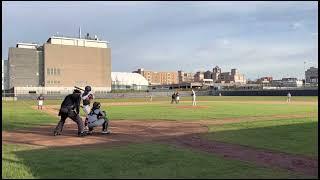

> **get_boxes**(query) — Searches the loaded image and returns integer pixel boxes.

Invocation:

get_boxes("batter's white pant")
[83,105,91,117]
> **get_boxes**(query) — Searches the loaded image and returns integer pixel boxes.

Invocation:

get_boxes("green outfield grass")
[2,96,317,130]
[105,101,317,120]
[11,95,318,105]
[2,96,318,179]
[2,143,313,179]
[204,118,318,157]
[2,101,57,131]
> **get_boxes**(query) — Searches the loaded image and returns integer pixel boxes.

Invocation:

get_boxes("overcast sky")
[2,1,318,80]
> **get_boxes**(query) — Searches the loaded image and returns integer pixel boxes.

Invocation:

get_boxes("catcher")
[86,102,111,135]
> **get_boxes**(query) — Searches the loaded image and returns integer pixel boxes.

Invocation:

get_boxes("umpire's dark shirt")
[60,93,81,114]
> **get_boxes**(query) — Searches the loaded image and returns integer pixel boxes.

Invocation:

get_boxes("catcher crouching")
[86,102,111,135]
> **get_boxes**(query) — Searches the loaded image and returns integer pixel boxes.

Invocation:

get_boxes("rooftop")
[46,36,110,48]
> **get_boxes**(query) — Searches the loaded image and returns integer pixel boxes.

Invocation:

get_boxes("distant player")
[176,91,180,104]
[192,89,196,106]
[87,102,111,135]
[171,93,176,104]
[81,86,94,131]
[287,92,291,102]
[37,94,44,110]
[219,93,222,96]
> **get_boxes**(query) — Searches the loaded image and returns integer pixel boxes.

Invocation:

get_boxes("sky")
[2,1,318,80]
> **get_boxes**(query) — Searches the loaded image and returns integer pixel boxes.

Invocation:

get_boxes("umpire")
[53,89,86,137]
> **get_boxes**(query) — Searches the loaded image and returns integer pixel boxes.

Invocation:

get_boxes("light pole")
[304,61,306,86]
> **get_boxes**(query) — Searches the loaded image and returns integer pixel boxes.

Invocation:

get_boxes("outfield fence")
[2,90,212,100]
[213,88,318,96]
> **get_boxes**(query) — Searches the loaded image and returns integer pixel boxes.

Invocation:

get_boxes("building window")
[53,68,56,75]
[47,68,50,75]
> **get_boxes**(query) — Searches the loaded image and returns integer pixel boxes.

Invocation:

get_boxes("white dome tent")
[111,72,149,91]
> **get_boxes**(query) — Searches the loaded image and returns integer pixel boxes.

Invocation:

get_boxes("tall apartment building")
[134,68,178,85]
[178,66,246,84]
[212,66,221,82]
[230,69,246,84]
[305,67,318,84]
[204,70,212,79]
[219,72,232,83]
[194,71,205,82]
[178,70,195,83]
[8,33,111,95]
[211,66,246,84]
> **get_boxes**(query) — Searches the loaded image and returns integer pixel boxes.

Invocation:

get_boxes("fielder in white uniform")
[37,94,44,110]
[192,89,196,106]
[287,92,291,103]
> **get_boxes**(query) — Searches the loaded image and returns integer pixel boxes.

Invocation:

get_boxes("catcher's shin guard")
[102,120,109,131]
[84,117,88,127]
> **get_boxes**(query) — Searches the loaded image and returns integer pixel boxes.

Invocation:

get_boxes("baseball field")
[2,96,318,179]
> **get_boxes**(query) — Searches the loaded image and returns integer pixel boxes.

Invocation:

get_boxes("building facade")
[178,70,194,83]
[134,68,178,85]
[305,67,318,84]
[271,78,303,87]
[218,72,231,83]
[204,70,212,79]
[7,34,112,95]
[44,37,111,89]
[178,66,246,85]
[194,71,205,82]
[230,69,246,84]
[2,60,9,90]
[257,77,273,84]
[213,68,246,84]
[8,43,43,89]
[212,66,221,82]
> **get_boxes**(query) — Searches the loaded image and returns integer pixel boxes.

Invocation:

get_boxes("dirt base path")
[2,105,318,177]
[166,135,318,177]
[2,120,207,147]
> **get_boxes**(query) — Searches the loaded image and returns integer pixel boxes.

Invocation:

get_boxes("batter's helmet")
[85,86,91,92]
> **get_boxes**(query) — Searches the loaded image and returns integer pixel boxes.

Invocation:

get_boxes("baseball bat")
[74,86,85,91]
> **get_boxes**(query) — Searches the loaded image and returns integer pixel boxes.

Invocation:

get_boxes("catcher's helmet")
[85,86,91,92]
[92,102,101,109]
